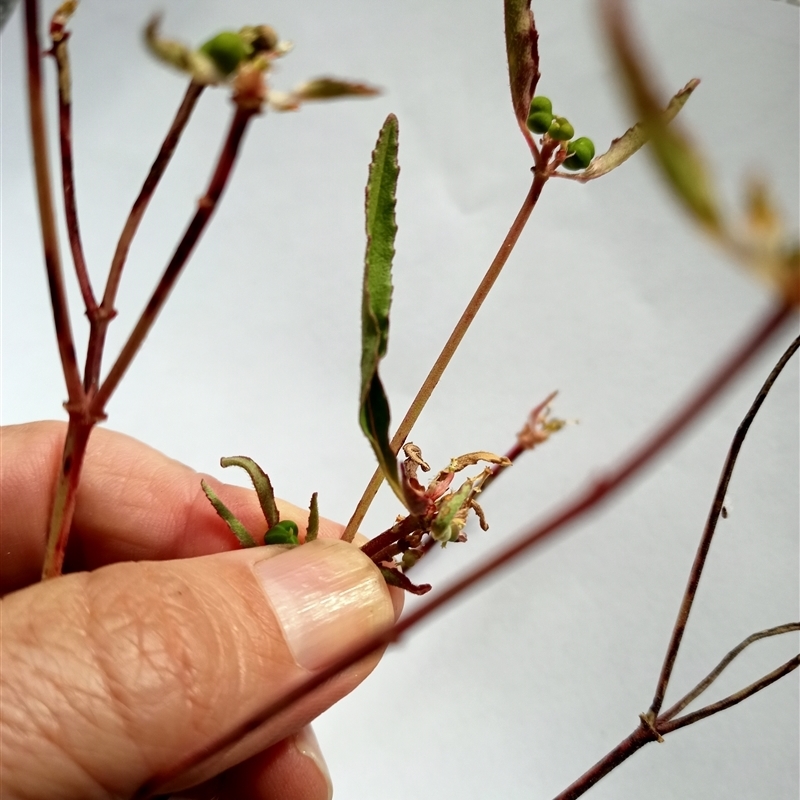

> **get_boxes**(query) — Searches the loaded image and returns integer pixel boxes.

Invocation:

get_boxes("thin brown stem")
[136,303,794,797]
[647,334,800,718]
[83,81,205,394]
[660,653,800,735]
[50,27,97,319]
[661,622,800,722]
[343,165,552,542]
[41,416,92,579]
[90,104,256,414]
[24,0,83,403]
[551,725,655,800]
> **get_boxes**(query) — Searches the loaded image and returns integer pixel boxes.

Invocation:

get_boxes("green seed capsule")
[563,136,596,170]
[548,117,575,141]
[199,31,251,76]
[528,96,553,115]
[264,520,300,545]
[527,110,554,134]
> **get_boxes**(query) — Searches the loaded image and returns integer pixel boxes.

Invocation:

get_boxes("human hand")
[1,422,398,799]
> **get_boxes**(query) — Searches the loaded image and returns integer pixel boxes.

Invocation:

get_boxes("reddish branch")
[136,303,795,796]
[24,0,82,404]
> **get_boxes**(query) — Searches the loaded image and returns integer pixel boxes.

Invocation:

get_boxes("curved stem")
[647,334,800,718]
[343,167,550,541]
[24,0,82,403]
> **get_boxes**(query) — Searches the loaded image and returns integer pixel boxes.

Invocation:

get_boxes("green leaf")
[306,492,319,543]
[504,0,540,128]
[359,114,405,505]
[599,1,720,230]
[264,520,299,545]
[579,80,698,180]
[200,479,257,547]
[220,456,279,529]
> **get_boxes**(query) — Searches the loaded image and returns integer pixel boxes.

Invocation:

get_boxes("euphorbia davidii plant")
[1,0,797,797]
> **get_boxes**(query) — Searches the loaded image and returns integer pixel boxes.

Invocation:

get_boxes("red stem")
[90,104,257,414]
[24,0,83,404]
[136,302,794,796]
[83,81,205,394]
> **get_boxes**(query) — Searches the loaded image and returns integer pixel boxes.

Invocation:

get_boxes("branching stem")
[90,104,257,415]
[343,157,554,541]
[647,334,800,718]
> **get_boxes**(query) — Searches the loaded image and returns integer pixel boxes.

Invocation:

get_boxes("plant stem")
[83,81,205,394]
[41,415,92,578]
[90,104,256,414]
[660,653,800,735]
[661,622,800,723]
[343,166,551,541]
[136,303,794,796]
[50,26,97,319]
[24,0,82,404]
[647,334,800,718]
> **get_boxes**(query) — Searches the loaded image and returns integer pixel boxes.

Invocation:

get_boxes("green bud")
[527,110,554,134]
[528,96,553,115]
[548,117,575,141]
[264,519,300,545]
[563,136,596,170]
[199,31,252,76]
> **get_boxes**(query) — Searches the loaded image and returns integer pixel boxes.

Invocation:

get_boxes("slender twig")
[647,334,800,718]
[553,625,799,800]
[49,23,97,318]
[661,621,800,722]
[136,303,794,797]
[343,154,556,542]
[660,653,800,735]
[90,104,257,414]
[24,0,83,403]
[83,81,205,394]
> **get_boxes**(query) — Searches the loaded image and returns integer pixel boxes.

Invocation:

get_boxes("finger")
[200,726,332,800]
[1,422,344,592]
[0,539,393,798]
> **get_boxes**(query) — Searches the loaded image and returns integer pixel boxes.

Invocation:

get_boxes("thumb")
[1,539,395,798]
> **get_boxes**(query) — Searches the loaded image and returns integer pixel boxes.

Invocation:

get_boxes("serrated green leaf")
[220,456,279,529]
[600,0,720,230]
[504,0,540,128]
[200,479,257,547]
[579,79,699,181]
[359,114,406,505]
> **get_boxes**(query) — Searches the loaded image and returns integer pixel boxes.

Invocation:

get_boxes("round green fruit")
[563,136,596,170]
[548,117,575,141]
[527,110,554,134]
[528,96,553,115]
[264,520,300,545]
[199,31,251,76]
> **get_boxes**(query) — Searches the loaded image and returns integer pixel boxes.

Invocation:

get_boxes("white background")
[1,1,798,798]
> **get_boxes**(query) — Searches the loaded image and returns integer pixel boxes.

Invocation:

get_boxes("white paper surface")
[1,1,798,798]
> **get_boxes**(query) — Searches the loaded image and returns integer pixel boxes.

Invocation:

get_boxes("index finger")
[0,421,345,594]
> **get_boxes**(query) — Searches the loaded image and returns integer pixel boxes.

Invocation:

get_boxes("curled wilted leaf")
[578,79,699,181]
[219,456,279,529]
[306,492,319,543]
[144,15,222,84]
[293,77,380,101]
